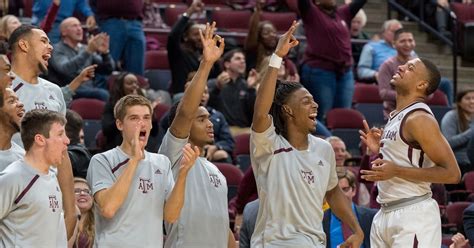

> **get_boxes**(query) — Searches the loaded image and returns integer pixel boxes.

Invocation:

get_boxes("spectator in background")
[167,0,220,94]
[208,49,258,129]
[350,9,370,66]
[245,0,278,71]
[48,17,112,101]
[0,15,21,41]
[32,0,96,44]
[357,19,402,83]
[101,72,159,152]
[299,0,367,122]
[66,110,91,179]
[441,89,474,175]
[378,29,454,120]
[323,168,377,248]
[73,177,95,248]
[239,199,260,248]
[10,25,66,115]
[326,136,349,167]
[90,0,145,76]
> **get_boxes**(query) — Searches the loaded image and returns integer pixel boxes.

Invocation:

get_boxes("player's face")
[28,29,53,75]
[189,106,214,147]
[117,105,152,148]
[0,88,25,132]
[74,181,93,213]
[0,55,15,89]
[459,91,474,115]
[338,178,356,202]
[123,74,139,95]
[44,122,70,166]
[390,58,423,91]
[330,140,347,167]
[285,88,318,134]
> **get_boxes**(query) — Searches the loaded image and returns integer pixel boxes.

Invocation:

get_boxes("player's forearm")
[326,186,363,235]
[394,165,460,184]
[97,160,140,218]
[252,64,279,132]
[56,152,77,239]
[164,171,188,223]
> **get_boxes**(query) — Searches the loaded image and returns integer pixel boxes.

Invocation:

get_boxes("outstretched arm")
[169,22,225,139]
[325,186,364,248]
[252,21,299,133]
[361,111,461,184]
[244,1,262,53]
[57,151,77,239]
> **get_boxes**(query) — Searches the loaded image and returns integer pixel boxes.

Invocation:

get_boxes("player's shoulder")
[90,148,120,168]
[38,77,61,91]
[146,152,172,168]
[310,135,332,150]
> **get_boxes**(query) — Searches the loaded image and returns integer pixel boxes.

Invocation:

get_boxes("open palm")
[200,22,225,63]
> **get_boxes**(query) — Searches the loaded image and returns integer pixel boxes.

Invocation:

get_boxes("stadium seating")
[352,83,385,127]
[214,162,244,202]
[145,50,172,91]
[70,99,105,149]
[326,108,365,156]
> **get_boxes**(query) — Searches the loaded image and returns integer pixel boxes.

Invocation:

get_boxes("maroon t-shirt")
[95,0,144,20]
[302,4,353,73]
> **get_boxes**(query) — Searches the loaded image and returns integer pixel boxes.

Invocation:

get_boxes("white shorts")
[370,198,441,248]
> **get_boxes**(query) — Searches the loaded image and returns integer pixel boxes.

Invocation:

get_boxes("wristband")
[269,53,283,69]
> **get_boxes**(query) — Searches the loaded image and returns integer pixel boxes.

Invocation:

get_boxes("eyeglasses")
[74,188,91,195]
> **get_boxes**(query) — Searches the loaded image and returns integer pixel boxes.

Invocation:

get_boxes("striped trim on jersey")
[13,82,24,92]
[14,174,40,204]
[112,158,130,173]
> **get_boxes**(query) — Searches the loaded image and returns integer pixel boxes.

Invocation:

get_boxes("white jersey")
[87,147,174,248]
[159,130,229,248]
[0,160,67,248]
[377,102,435,204]
[250,121,338,247]
[12,74,66,115]
[0,142,25,171]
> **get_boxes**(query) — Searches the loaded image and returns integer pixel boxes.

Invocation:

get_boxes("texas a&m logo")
[209,173,222,188]
[138,178,154,194]
[49,195,60,212]
[300,170,315,185]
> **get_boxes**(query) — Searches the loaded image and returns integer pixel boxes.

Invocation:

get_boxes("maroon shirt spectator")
[91,0,143,20]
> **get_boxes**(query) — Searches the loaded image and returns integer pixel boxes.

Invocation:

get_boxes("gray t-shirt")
[250,121,338,248]
[12,74,66,115]
[0,142,25,171]
[159,130,229,248]
[87,147,174,248]
[0,160,67,248]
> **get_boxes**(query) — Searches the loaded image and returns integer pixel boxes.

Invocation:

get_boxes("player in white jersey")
[250,21,363,248]
[0,88,25,171]
[87,94,199,247]
[159,22,236,248]
[9,25,66,115]
[360,58,461,247]
[0,109,74,247]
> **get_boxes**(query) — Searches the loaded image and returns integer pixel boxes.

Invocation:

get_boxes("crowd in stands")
[0,0,474,247]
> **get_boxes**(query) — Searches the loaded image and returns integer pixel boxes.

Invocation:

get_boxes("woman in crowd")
[0,15,21,40]
[74,178,94,248]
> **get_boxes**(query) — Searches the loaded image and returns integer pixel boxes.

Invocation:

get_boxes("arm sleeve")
[76,0,94,17]
[441,111,472,149]
[61,86,75,107]
[377,61,397,102]
[250,119,278,174]
[50,48,92,79]
[87,154,115,196]
[158,130,188,171]
[40,2,59,33]
[94,53,115,75]
[164,159,175,200]
[0,173,17,219]
[357,44,376,80]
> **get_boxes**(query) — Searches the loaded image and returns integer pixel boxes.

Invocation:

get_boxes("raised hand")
[186,0,205,16]
[199,22,225,63]
[130,122,145,163]
[359,120,382,155]
[247,68,259,88]
[96,33,110,54]
[275,21,299,58]
[179,144,200,174]
[86,15,97,30]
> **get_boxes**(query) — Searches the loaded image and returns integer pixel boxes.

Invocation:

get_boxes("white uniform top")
[377,102,435,204]
[87,147,174,248]
[0,160,67,248]
[12,74,66,116]
[159,130,229,248]
[0,142,25,171]
[250,121,338,247]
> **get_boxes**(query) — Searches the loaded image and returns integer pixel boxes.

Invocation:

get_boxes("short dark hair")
[8,24,37,53]
[269,80,304,138]
[21,109,66,152]
[66,110,83,145]
[221,48,244,69]
[419,58,441,96]
[394,28,412,41]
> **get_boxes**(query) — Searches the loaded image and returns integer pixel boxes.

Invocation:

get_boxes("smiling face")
[44,122,70,166]
[390,58,426,95]
[189,106,214,148]
[0,88,25,133]
[116,104,152,148]
[329,139,347,167]
[458,91,474,116]
[123,74,139,96]
[394,32,415,58]
[74,181,93,213]
[284,88,318,134]
[224,52,246,75]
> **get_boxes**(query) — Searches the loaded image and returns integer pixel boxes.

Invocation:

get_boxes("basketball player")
[360,58,461,247]
[250,21,363,247]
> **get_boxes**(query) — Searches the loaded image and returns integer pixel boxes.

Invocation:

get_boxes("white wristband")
[269,53,283,69]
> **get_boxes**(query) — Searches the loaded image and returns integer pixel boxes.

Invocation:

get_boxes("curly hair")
[269,80,303,138]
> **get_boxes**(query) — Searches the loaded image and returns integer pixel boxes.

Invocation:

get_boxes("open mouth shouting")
[309,113,318,124]
[139,131,147,141]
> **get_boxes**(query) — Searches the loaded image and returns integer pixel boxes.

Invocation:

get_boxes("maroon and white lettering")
[300,170,315,185]
[138,178,154,194]
[49,195,60,212]
[209,174,222,188]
